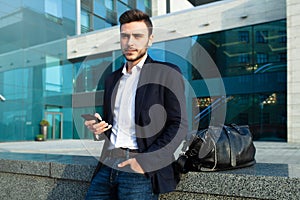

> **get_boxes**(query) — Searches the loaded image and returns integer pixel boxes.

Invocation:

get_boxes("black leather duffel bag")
[176,124,256,173]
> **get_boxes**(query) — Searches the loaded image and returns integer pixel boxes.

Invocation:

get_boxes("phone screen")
[81,114,101,123]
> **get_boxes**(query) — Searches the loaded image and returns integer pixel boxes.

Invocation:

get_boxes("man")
[84,9,187,200]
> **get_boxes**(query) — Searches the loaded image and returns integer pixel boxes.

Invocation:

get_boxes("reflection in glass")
[159,20,287,141]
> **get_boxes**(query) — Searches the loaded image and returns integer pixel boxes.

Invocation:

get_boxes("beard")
[123,49,147,62]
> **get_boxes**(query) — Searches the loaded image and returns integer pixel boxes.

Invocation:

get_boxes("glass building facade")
[192,20,287,141]
[0,0,287,142]
[80,0,151,33]
[0,0,151,141]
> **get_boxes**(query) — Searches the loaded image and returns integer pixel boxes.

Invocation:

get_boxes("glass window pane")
[256,31,268,43]
[45,0,62,18]
[44,56,62,93]
[4,68,29,99]
[254,21,287,74]
[94,0,106,18]
[94,15,111,30]
[136,0,146,11]
[81,9,90,32]
[117,1,130,20]
[62,0,76,21]
[74,53,113,93]
[239,31,249,43]
[105,0,114,10]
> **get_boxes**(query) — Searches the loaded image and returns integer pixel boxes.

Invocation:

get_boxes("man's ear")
[148,34,154,47]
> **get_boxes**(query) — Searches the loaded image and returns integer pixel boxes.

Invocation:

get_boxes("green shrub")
[40,119,49,126]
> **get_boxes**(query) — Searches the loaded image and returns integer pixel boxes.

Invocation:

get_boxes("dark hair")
[119,9,153,35]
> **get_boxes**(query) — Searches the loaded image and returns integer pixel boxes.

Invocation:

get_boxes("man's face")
[120,21,153,64]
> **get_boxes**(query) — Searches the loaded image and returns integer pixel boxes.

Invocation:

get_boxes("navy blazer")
[94,56,188,194]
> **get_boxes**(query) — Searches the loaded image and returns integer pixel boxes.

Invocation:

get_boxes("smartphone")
[81,114,102,141]
[81,114,101,123]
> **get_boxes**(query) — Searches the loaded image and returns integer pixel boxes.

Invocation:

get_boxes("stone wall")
[1,153,299,200]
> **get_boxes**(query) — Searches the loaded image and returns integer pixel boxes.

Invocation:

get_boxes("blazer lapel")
[135,56,153,123]
[106,67,123,124]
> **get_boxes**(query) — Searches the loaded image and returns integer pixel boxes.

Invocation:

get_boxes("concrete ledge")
[162,163,300,200]
[0,152,97,200]
[0,152,299,200]
[0,152,97,182]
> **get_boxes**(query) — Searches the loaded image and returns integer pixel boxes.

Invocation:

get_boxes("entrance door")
[45,112,63,139]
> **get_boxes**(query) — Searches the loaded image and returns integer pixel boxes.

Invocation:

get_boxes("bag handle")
[223,124,237,167]
[229,123,241,132]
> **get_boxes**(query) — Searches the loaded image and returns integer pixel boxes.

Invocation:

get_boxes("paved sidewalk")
[254,141,300,164]
[0,140,299,164]
[0,139,104,158]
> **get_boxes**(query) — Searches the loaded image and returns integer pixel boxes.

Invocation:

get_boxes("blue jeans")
[85,158,158,200]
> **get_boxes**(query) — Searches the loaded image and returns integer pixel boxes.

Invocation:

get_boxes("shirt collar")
[122,52,148,75]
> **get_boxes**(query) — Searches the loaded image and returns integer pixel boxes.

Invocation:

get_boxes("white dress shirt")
[110,53,147,149]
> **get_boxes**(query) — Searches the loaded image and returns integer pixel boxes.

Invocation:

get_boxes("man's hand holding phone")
[82,113,112,140]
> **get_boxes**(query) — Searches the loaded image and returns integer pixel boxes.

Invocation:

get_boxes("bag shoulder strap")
[181,130,198,152]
